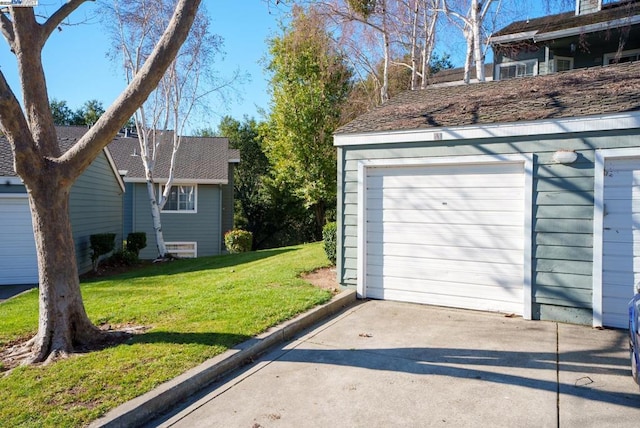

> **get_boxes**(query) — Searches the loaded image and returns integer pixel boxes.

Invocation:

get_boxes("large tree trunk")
[24,180,104,363]
[0,0,202,365]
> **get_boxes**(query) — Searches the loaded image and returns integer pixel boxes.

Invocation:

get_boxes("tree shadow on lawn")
[131,331,251,348]
[82,247,298,283]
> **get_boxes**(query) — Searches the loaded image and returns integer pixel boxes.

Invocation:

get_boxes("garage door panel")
[367,172,523,190]
[367,255,522,276]
[367,230,523,250]
[367,208,522,226]
[376,187,524,200]
[366,264,522,287]
[366,222,524,239]
[367,163,524,177]
[366,287,524,315]
[602,254,640,272]
[603,270,635,287]
[602,241,640,256]
[371,196,523,212]
[367,276,522,298]
[601,157,640,328]
[602,186,640,200]
[367,242,523,265]
[0,197,38,285]
[364,162,525,315]
[599,213,640,229]
[602,198,640,213]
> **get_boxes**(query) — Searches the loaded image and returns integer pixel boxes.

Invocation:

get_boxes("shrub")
[224,229,253,253]
[108,249,139,267]
[126,232,147,257]
[90,233,116,272]
[322,222,337,265]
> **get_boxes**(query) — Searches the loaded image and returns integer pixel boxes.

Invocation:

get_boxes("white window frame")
[604,48,640,65]
[553,56,574,73]
[496,59,538,80]
[165,241,197,258]
[160,184,198,213]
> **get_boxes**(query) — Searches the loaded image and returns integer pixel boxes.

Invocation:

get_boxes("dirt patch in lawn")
[302,267,340,294]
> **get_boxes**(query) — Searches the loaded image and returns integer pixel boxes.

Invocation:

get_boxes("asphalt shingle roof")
[1,127,238,183]
[0,126,89,177]
[335,61,640,135]
[107,134,236,182]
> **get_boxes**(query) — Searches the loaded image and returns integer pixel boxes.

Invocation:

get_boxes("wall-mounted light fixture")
[553,150,578,164]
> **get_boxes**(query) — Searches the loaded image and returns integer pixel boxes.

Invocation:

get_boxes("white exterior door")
[0,196,38,285]
[362,161,527,315]
[601,157,640,328]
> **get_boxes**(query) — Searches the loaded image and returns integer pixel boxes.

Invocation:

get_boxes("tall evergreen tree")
[265,5,352,238]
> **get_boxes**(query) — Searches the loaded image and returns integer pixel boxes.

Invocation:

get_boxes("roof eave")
[334,110,640,147]
[533,15,640,42]
[490,30,539,44]
[123,178,229,185]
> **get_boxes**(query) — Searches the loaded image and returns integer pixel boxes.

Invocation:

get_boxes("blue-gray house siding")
[70,152,124,274]
[123,182,223,260]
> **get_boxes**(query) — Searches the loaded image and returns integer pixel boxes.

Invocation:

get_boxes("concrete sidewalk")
[146,300,640,428]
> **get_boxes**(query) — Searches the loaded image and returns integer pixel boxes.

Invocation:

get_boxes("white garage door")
[364,162,526,315]
[601,157,640,328]
[0,196,38,285]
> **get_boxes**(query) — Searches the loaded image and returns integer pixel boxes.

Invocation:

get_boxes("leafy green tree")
[217,116,313,249]
[265,5,352,239]
[75,99,105,126]
[50,98,74,125]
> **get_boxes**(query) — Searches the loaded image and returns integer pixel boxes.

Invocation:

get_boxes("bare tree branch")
[61,0,203,178]
[0,10,15,48]
[40,0,92,43]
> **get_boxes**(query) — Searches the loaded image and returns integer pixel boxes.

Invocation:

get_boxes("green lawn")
[0,242,332,427]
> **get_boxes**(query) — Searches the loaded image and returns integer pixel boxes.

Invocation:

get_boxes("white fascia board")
[124,177,228,185]
[489,30,539,44]
[334,111,640,147]
[534,15,640,42]
[102,147,126,192]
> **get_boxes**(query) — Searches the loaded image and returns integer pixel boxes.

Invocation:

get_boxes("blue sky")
[0,1,284,131]
[0,1,561,133]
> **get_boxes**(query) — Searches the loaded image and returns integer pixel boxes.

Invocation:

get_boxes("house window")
[161,184,197,212]
[497,59,537,80]
[554,57,573,72]
[165,242,197,258]
[604,49,640,65]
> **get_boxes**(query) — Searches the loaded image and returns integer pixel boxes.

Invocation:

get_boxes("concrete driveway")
[148,300,640,428]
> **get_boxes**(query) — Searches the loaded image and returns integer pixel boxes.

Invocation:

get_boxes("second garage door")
[0,196,38,285]
[363,161,526,315]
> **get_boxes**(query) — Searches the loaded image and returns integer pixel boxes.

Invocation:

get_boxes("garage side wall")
[337,129,639,325]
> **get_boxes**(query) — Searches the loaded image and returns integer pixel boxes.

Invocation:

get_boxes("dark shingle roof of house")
[0,126,91,177]
[108,134,238,182]
[335,61,640,135]
[493,0,640,40]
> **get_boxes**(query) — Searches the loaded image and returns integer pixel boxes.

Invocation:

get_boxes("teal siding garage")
[335,62,640,327]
